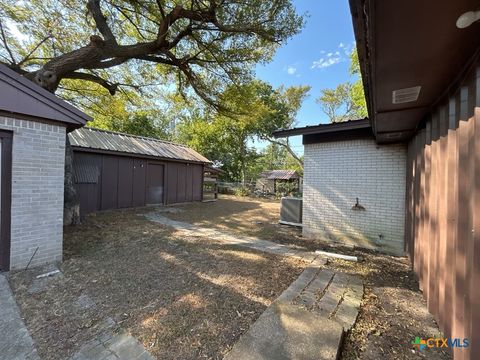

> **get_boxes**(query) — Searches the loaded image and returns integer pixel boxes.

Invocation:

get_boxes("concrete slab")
[224,302,344,360]
[0,274,40,360]
[70,330,155,360]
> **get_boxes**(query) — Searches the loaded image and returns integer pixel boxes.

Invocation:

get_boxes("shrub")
[234,186,250,197]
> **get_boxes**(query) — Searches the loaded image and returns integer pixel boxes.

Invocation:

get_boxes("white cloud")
[286,66,297,75]
[311,56,342,69]
[311,41,356,69]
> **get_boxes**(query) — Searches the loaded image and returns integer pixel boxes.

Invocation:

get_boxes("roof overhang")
[349,0,480,143]
[273,118,374,144]
[0,64,91,130]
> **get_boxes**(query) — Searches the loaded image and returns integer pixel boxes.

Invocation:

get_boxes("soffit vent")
[385,132,403,139]
[392,86,421,104]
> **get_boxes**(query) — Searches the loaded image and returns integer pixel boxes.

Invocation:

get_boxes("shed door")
[146,163,164,205]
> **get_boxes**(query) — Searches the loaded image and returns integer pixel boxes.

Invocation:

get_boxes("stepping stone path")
[70,326,154,360]
[67,300,154,360]
[146,211,364,359]
[144,212,316,262]
[225,258,364,360]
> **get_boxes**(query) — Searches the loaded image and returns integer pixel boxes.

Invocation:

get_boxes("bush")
[234,186,250,197]
[276,181,299,197]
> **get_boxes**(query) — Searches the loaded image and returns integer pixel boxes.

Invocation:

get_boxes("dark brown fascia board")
[348,0,375,134]
[273,119,370,138]
[72,146,211,165]
[0,109,84,133]
[0,64,92,126]
[303,126,374,145]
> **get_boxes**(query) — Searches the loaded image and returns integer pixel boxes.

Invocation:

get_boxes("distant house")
[256,170,301,194]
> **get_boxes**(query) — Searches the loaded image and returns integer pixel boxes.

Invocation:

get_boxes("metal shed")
[69,127,210,217]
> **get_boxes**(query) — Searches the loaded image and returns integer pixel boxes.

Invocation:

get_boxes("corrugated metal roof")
[69,127,210,163]
[260,170,300,180]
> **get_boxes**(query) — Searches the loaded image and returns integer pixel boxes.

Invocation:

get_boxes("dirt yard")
[8,205,306,360]
[9,195,451,359]
[329,252,451,360]
[162,194,313,249]
[162,195,452,359]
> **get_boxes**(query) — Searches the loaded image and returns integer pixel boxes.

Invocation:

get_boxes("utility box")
[280,197,302,226]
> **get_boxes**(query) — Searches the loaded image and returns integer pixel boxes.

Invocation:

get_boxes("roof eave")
[273,118,370,138]
[0,64,92,126]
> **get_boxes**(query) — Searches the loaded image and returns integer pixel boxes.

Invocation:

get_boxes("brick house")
[0,64,90,271]
[275,1,480,358]
[274,119,406,255]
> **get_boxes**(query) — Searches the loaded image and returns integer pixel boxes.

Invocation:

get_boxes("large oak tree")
[0,0,303,104]
[0,0,303,223]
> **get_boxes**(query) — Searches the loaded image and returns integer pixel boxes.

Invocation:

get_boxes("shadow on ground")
[8,208,306,360]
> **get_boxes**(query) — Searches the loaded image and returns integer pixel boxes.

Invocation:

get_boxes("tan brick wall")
[0,116,66,269]
[303,139,406,255]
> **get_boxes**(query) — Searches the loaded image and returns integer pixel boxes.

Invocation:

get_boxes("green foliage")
[247,143,302,181]
[175,80,308,182]
[0,0,304,116]
[316,48,368,123]
[275,181,300,197]
[233,186,250,197]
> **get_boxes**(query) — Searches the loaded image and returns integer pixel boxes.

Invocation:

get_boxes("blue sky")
[253,0,356,154]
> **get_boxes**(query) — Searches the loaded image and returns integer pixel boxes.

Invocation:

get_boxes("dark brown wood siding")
[101,155,119,211]
[118,157,134,208]
[73,151,204,217]
[132,158,146,207]
[405,62,480,359]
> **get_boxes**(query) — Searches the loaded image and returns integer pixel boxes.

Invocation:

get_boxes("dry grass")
[173,195,451,359]
[326,250,451,360]
[163,195,322,250]
[8,195,451,360]
[8,208,306,360]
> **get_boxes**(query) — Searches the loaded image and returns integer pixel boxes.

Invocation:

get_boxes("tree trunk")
[240,136,247,186]
[63,137,80,225]
[267,138,303,168]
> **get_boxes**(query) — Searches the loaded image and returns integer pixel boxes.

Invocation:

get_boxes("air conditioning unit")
[279,197,302,226]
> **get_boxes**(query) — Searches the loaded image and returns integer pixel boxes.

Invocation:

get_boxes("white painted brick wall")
[0,116,66,269]
[303,139,406,255]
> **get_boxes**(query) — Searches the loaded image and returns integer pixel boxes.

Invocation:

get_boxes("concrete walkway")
[144,212,316,262]
[224,257,363,360]
[0,273,40,360]
[146,212,364,359]
[70,324,154,360]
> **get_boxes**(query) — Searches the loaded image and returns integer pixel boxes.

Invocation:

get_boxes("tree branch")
[0,20,16,64]
[263,137,303,166]
[18,34,52,66]
[63,71,118,95]
[87,0,117,44]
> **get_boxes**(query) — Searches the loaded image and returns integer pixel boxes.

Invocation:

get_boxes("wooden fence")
[405,63,480,360]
